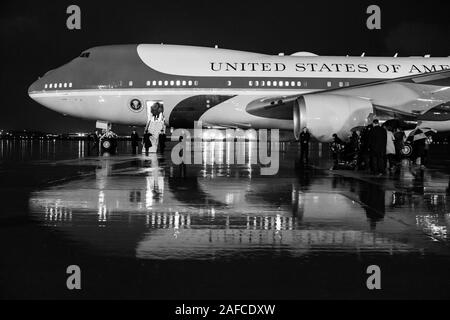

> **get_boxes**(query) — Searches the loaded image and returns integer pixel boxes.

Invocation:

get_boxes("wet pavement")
[0,139,449,299]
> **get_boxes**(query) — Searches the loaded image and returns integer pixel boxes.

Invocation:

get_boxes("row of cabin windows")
[328,81,351,88]
[248,80,307,88]
[140,80,199,87]
[44,79,351,90]
[44,83,73,89]
[248,80,351,88]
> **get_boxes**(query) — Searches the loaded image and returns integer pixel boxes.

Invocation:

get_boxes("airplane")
[28,44,450,151]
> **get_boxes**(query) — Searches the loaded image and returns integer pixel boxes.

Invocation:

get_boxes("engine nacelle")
[293,94,374,142]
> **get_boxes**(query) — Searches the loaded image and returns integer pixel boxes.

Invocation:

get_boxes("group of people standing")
[358,119,400,175]
[130,129,166,155]
[299,119,432,175]
[332,119,430,174]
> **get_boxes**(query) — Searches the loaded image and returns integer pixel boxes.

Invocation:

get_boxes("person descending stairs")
[143,103,165,154]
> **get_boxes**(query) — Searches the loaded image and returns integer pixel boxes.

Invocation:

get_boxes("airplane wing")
[246,69,450,122]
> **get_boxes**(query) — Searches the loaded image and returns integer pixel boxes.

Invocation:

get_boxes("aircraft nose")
[28,79,39,98]
[28,76,46,100]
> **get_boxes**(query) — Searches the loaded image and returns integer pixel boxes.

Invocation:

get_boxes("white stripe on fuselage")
[28,88,316,98]
[28,89,303,129]
[136,44,450,79]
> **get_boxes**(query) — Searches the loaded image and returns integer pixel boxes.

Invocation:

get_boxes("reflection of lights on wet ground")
[78,141,85,158]
[247,141,253,177]
[226,141,232,165]
[174,212,180,238]
[145,177,154,209]
[98,190,107,223]
[44,202,72,222]
[276,214,282,232]
[225,193,234,205]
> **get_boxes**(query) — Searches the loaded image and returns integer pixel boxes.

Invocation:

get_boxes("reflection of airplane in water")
[28,155,449,259]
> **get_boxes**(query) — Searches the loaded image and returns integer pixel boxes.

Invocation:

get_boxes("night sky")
[1,0,449,133]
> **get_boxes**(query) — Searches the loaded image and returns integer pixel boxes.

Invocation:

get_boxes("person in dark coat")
[393,128,406,163]
[349,131,361,155]
[299,127,311,164]
[158,129,166,153]
[368,119,387,175]
[358,124,372,170]
[131,129,140,155]
[143,130,152,156]
[89,130,100,155]
[412,137,426,167]
[330,133,344,169]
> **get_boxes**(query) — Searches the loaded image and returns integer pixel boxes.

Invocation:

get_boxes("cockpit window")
[79,52,90,58]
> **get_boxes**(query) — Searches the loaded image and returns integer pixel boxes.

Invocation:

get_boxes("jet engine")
[293,94,374,142]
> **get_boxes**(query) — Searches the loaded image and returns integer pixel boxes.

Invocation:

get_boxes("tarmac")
[0,139,449,299]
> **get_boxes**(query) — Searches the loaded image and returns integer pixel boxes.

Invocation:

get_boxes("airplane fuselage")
[28,44,450,136]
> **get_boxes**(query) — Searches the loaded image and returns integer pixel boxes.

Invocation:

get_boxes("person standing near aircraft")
[143,130,152,156]
[330,133,344,170]
[131,129,140,155]
[158,129,166,153]
[299,127,311,165]
[412,136,426,167]
[368,119,387,176]
[394,128,406,164]
[92,130,100,154]
[358,124,372,170]
[386,126,396,172]
[422,136,432,168]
